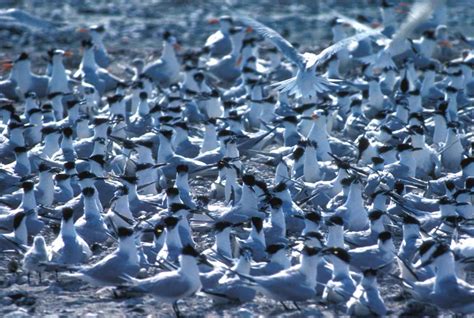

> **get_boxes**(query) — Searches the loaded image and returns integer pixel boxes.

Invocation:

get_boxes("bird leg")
[280,301,290,311]
[27,272,31,285]
[38,271,42,284]
[293,301,301,311]
[172,302,181,318]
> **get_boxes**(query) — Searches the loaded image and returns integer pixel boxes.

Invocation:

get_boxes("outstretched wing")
[388,0,442,54]
[236,16,305,69]
[307,30,382,69]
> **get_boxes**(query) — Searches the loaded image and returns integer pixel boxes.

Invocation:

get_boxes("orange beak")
[395,8,409,14]
[246,26,253,33]
[311,113,319,120]
[173,43,181,51]
[371,21,381,28]
[64,50,74,58]
[439,40,452,48]
[1,62,13,71]
[208,18,219,25]
[77,27,88,33]
[235,55,242,67]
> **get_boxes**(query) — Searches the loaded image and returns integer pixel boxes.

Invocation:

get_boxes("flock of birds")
[0,0,474,316]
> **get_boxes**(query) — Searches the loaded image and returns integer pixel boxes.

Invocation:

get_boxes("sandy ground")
[0,0,473,317]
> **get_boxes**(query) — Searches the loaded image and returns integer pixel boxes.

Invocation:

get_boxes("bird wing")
[236,16,305,69]
[332,11,382,34]
[79,252,135,284]
[387,0,442,54]
[306,30,382,70]
[255,269,316,301]
[205,30,224,47]
[133,271,192,298]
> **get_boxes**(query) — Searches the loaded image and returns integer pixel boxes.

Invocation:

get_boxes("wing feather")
[236,16,305,69]
[307,30,382,69]
[388,0,442,54]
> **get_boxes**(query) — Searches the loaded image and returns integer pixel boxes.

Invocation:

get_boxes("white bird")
[66,227,140,286]
[413,244,474,314]
[242,246,321,307]
[118,245,204,316]
[0,211,28,252]
[346,269,387,316]
[236,16,381,98]
[22,235,49,284]
[50,207,92,265]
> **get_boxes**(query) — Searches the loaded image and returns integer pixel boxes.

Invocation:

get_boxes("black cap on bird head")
[461,157,474,169]
[14,146,28,154]
[396,143,413,152]
[13,212,26,229]
[81,39,93,48]
[62,126,74,138]
[408,125,424,135]
[302,245,321,257]
[378,231,392,242]
[163,216,180,229]
[438,196,454,206]
[323,247,350,262]
[273,182,287,193]
[38,162,51,173]
[371,157,384,165]
[368,209,384,221]
[117,227,134,238]
[166,187,179,196]
[242,174,256,186]
[163,30,172,40]
[62,207,74,221]
[169,203,189,214]
[55,173,70,182]
[357,137,370,154]
[305,211,321,223]
[154,223,164,237]
[363,268,378,277]
[81,187,95,197]
[41,126,59,135]
[21,181,35,192]
[16,52,29,62]
[251,217,263,232]
[181,244,200,257]
[402,213,420,225]
[432,244,451,259]
[120,175,138,185]
[214,221,233,232]
[90,24,105,33]
[93,117,109,126]
[422,29,435,40]
[269,197,283,209]
[136,139,153,149]
[176,164,189,174]
[159,130,174,140]
[327,215,343,226]
[254,179,268,193]
[64,161,76,170]
[465,177,474,189]
[266,243,286,254]
[304,231,324,242]
[66,99,79,109]
[292,146,305,161]
[419,239,437,257]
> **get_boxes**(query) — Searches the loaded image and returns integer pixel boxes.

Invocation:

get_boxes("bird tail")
[272,69,334,99]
